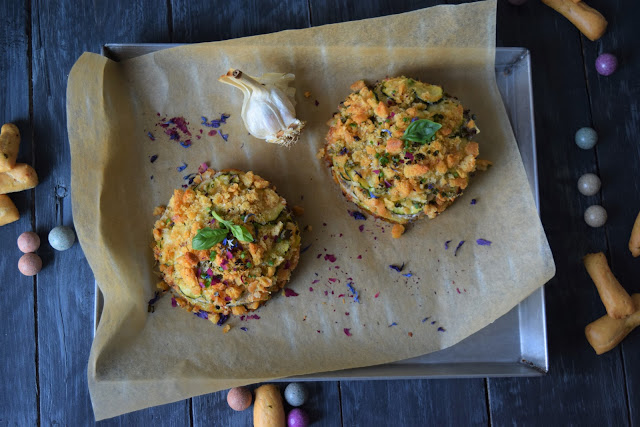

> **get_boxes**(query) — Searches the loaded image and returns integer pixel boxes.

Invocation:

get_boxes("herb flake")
[401,119,442,144]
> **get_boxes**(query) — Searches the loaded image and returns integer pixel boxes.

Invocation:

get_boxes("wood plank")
[309,0,444,25]
[489,1,629,425]
[309,2,489,426]
[171,0,310,43]
[97,401,192,427]
[193,382,342,427]
[340,379,488,426]
[29,1,184,423]
[170,1,336,424]
[0,1,38,425]
[580,1,640,424]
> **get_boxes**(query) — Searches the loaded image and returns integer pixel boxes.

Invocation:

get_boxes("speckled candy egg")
[595,53,618,76]
[287,408,309,427]
[18,253,42,276]
[48,226,75,251]
[575,127,598,150]
[284,383,308,407]
[17,231,40,253]
[226,387,252,411]
[584,205,607,228]
[577,173,601,196]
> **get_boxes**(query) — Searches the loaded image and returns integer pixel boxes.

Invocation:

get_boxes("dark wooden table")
[1,0,638,425]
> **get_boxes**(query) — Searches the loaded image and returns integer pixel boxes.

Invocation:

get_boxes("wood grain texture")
[0,1,38,425]
[580,1,640,425]
[489,1,629,425]
[310,0,444,25]
[309,2,490,426]
[171,0,310,43]
[30,0,180,424]
[1,0,638,424]
[97,401,192,427]
[193,382,342,427]
[340,379,488,426]
[169,2,342,424]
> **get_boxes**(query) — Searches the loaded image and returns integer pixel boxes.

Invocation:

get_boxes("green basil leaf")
[401,119,442,144]
[192,227,228,250]
[210,210,234,227]
[229,224,254,243]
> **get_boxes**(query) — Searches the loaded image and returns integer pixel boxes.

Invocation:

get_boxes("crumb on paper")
[304,91,311,98]
[292,205,305,216]
[391,224,405,238]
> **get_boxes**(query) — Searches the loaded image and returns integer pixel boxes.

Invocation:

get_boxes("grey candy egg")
[584,205,607,228]
[577,173,601,196]
[575,127,598,150]
[48,226,76,251]
[284,383,308,407]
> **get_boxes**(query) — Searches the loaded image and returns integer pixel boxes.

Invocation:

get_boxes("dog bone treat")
[0,194,19,226]
[254,384,285,427]
[0,163,39,194]
[583,252,635,319]
[542,0,607,41]
[629,211,640,257]
[0,123,20,173]
[585,294,640,355]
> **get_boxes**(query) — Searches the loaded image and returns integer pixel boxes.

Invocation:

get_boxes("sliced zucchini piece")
[257,204,285,223]
[414,82,443,103]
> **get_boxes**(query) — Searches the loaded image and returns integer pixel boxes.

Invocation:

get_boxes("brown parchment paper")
[67,0,555,420]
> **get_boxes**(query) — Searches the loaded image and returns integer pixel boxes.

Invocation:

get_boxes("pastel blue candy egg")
[575,127,598,150]
[48,226,76,251]
[284,383,308,407]
[584,205,607,228]
[577,173,601,196]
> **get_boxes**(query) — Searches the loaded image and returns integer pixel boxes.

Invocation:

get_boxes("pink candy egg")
[17,231,41,253]
[18,253,42,276]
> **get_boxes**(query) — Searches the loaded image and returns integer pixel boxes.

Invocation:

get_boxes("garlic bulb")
[219,69,305,147]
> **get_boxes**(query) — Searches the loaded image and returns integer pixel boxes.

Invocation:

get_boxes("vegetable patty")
[321,76,488,224]
[152,169,301,322]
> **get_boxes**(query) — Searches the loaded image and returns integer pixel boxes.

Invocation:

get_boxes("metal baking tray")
[96,45,546,378]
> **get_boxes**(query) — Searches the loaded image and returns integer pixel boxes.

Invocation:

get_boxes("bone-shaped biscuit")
[0,194,19,226]
[0,123,20,173]
[586,294,640,355]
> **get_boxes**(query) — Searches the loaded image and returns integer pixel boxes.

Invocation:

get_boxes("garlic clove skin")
[219,69,306,147]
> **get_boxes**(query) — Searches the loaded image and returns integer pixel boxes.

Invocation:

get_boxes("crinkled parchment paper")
[67,0,554,420]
